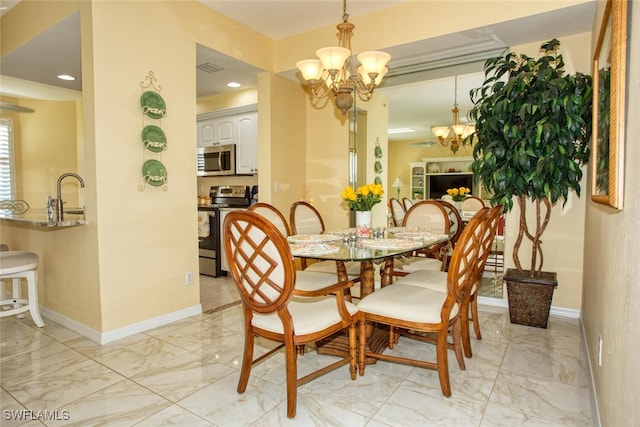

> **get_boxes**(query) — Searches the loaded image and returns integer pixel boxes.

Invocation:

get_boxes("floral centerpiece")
[341,183,384,211]
[447,187,470,202]
[341,183,384,237]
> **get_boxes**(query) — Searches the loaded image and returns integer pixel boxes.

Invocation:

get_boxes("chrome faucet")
[56,173,85,221]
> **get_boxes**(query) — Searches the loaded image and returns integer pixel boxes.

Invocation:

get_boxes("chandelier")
[296,0,391,115]
[431,76,474,154]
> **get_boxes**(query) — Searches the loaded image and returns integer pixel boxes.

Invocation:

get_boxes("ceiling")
[0,1,597,143]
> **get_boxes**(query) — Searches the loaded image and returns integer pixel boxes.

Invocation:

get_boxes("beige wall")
[1,0,599,338]
[582,1,640,425]
[0,0,276,337]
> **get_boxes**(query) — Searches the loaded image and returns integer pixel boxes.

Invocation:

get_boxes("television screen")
[429,174,473,199]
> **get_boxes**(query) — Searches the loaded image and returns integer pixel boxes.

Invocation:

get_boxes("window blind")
[0,119,16,201]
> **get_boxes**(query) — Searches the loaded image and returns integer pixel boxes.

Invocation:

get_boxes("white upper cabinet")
[197,116,235,147]
[235,111,258,174]
[197,105,258,174]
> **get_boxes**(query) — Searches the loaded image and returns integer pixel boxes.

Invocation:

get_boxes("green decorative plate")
[142,159,167,186]
[140,91,167,119]
[141,125,167,152]
[374,160,383,173]
[375,145,383,158]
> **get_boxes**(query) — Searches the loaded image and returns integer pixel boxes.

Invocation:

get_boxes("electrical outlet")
[185,271,193,285]
[598,335,603,366]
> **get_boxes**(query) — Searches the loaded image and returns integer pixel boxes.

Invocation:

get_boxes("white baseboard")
[477,296,581,319]
[39,304,202,344]
[580,318,602,427]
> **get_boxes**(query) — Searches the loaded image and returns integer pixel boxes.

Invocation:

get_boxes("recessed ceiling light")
[226,82,241,88]
[388,128,416,134]
[57,74,76,81]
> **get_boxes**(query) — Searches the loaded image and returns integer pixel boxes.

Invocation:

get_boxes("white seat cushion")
[0,251,39,275]
[295,271,353,293]
[357,284,457,323]
[395,269,447,292]
[252,296,358,335]
[304,260,361,280]
[393,256,443,274]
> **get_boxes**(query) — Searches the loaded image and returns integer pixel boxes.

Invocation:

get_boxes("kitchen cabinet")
[197,116,235,148]
[235,111,258,174]
[197,106,258,174]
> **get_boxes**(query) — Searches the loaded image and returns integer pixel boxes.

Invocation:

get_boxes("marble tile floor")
[1,291,593,426]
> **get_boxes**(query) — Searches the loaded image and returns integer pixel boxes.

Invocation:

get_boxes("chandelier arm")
[296,0,390,115]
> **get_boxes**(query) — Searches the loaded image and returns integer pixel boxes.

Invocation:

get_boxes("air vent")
[197,63,224,73]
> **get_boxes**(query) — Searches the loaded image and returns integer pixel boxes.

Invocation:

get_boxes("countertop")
[0,208,87,228]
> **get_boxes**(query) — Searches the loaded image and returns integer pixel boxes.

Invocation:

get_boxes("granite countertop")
[0,208,87,228]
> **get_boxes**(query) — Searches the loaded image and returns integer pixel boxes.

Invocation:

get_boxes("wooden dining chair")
[223,210,358,418]
[289,201,325,236]
[289,201,361,289]
[394,206,503,357]
[403,200,451,263]
[248,202,291,237]
[436,199,464,249]
[461,195,485,213]
[357,209,489,397]
[401,197,413,212]
[389,197,406,227]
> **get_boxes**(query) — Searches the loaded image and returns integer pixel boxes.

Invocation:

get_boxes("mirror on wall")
[348,105,367,227]
[379,64,505,299]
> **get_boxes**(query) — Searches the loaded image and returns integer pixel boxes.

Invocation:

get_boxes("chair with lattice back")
[389,198,406,227]
[357,208,490,397]
[223,210,358,418]
[289,201,361,287]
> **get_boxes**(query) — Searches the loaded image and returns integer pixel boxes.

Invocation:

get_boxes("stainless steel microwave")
[197,144,236,176]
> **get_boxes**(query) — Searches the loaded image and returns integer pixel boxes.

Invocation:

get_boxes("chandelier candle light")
[432,76,475,154]
[341,183,384,237]
[296,0,391,115]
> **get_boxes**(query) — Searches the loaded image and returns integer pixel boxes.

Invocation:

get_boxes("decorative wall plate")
[141,125,167,152]
[142,159,167,186]
[140,91,167,119]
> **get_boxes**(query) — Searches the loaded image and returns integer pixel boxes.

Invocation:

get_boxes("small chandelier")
[296,0,391,115]
[432,76,474,154]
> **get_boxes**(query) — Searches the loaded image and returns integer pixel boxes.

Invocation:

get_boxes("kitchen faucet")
[56,173,85,221]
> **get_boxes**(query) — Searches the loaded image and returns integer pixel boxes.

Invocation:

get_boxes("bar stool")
[0,251,45,327]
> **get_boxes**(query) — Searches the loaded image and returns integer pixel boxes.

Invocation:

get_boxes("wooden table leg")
[316,258,392,362]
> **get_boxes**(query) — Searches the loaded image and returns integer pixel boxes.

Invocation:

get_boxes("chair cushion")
[395,268,447,292]
[295,271,352,292]
[0,251,39,275]
[304,260,361,279]
[393,256,443,273]
[357,284,457,323]
[252,296,358,335]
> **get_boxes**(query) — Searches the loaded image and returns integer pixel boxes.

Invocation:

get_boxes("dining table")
[288,227,450,360]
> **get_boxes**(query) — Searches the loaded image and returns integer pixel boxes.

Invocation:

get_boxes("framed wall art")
[591,0,627,210]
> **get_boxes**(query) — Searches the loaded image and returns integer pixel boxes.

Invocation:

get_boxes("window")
[0,119,16,201]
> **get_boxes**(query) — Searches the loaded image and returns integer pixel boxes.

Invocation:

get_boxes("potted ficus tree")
[468,39,592,328]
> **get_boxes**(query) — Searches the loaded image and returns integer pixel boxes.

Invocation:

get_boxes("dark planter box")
[504,268,557,329]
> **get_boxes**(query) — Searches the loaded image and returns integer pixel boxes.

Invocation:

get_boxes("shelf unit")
[409,157,475,200]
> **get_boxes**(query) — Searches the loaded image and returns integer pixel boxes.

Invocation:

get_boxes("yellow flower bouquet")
[447,187,471,202]
[341,183,384,211]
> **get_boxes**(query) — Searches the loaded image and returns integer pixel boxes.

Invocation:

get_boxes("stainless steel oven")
[197,144,236,176]
[198,185,250,276]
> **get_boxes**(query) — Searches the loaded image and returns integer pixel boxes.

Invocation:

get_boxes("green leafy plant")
[468,39,592,277]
